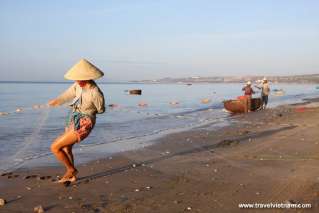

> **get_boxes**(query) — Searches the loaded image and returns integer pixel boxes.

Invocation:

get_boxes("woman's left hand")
[48,99,60,107]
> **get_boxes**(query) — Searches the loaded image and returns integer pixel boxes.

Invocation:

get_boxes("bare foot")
[57,169,78,183]
[63,169,78,178]
[70,169,78,176]
[58,169,78,182]
[57,175,77,183]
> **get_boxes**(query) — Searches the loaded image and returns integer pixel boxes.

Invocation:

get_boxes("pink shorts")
[66,116,94,142]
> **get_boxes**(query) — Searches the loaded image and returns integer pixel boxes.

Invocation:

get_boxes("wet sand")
[1,100,319,212]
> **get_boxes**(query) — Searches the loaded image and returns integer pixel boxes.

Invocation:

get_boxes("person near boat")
[242,81,255,112]
[48,59,105,183]
[255,77,270,109]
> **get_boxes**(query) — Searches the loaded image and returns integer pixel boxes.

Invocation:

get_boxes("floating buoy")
[33,104,44,109]
[0,112,9,116]
[201,98,211,104]
[169,101,179,105]
[108,104,119,108]
[138,101,148,107]
[32,104,41,109]
[33,104,48,109]
[129,89,142,95]
[273,88,284,92]
[16,108,23,112]
[273,91,285,96]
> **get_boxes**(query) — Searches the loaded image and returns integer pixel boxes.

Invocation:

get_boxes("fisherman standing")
[255,77,270,109]
[242,81,255,112]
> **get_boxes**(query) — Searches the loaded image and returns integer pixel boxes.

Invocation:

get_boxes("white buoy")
[201,98,211,104]
[16,108,23,112]
[169,101,179,105]
[273,91,285,96]
[108,103,119,108]
[138,101,148,107]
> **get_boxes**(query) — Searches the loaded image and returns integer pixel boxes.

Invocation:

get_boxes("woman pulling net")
[48,59,105,183]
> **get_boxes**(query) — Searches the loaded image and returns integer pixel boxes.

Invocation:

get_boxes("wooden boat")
[223,98,262,114]
[128,89,142,95]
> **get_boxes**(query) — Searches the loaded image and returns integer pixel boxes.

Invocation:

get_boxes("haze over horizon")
[1,0,318,81]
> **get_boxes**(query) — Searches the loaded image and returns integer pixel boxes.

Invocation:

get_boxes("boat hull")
[224,98,262,114]
[129,89,142,95]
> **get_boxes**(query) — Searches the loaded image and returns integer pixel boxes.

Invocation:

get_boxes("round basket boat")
[223,98,262,114]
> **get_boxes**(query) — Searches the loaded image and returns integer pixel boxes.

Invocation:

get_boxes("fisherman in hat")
[255,77,270,109]
[48,59,105,183]
[242,81,255,112]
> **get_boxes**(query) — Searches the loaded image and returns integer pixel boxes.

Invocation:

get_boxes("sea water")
[0,82,318,171]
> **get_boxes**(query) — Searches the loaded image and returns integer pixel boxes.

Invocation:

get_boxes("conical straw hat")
[64,59,104,80]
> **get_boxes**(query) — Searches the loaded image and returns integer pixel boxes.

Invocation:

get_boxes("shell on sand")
[0,198,6,206]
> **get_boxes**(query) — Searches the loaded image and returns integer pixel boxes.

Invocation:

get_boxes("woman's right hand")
[48,99,60,107]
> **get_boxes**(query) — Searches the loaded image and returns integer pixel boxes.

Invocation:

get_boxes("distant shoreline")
[1,73,319,85]
[131,74,319,84]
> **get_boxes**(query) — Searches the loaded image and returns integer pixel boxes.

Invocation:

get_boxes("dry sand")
[1,101,319,212]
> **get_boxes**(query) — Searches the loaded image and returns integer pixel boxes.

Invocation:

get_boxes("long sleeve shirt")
[242,86,255,96]
[261,83,270,96]
[56,82,105,122]
[255,83,270,96]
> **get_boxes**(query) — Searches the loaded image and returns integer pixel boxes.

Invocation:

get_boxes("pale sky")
[0,0,318,81]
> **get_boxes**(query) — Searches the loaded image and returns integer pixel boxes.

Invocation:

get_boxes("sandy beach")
[1,99,319,212]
